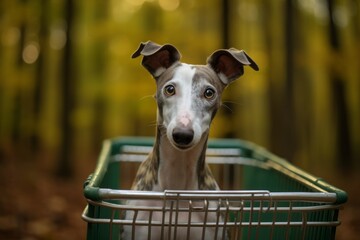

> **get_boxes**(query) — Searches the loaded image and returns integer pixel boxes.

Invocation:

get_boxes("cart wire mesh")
[82,137,347,240]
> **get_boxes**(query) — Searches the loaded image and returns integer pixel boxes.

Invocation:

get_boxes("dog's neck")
[153,128,208,190]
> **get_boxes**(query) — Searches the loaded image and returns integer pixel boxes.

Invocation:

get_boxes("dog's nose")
[172,127,194,146]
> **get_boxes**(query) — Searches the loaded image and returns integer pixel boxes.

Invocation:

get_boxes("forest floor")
[0,146,358,239]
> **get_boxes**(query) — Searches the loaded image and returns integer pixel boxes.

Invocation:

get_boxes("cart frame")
[82,137,347,240]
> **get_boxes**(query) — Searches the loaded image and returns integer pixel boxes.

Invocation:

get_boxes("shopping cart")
[82,137,347,240]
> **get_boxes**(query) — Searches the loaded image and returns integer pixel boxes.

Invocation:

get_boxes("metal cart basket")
[82,137,347,240]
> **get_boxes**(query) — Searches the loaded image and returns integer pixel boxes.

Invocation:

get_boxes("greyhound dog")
[123,41,258,240]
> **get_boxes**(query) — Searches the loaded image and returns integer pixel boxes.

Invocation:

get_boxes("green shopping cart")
[82,137,347,239]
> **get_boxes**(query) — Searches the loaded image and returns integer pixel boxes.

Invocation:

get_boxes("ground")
[0,148,90,240]
[0,147,358,239]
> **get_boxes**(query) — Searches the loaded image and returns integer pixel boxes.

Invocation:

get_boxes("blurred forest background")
[0,0,359,239]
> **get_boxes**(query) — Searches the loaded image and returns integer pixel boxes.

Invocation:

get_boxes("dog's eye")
[164,84,176,96]
[204,88,215,99]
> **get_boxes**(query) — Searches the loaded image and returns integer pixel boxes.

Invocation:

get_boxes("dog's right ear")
[132,41,181,78]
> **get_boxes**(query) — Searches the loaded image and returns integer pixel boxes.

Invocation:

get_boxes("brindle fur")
[126,41,258,240]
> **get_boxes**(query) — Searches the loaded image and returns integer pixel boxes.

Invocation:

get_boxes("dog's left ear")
[207,48,259,85]
[132,41,181,78]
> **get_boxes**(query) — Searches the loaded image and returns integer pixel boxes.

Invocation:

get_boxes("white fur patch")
[218,72,229,85]
[153,67,167,77]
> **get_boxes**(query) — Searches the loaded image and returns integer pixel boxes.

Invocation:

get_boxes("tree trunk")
[57,0,74,178]
[31,0,48,153]
[326,0,352,170]
[282,0,296,161]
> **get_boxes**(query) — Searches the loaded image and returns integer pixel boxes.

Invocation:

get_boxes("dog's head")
[133,41,258,150]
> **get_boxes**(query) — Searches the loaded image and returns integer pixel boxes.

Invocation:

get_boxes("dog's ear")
[132,41,181,78]
[207,48,259,85]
